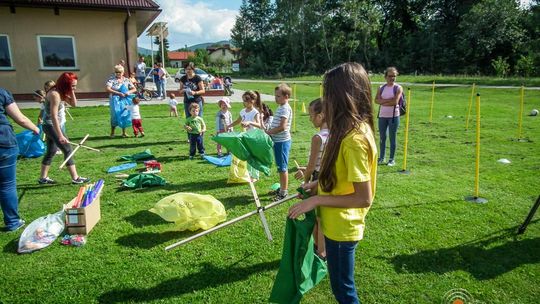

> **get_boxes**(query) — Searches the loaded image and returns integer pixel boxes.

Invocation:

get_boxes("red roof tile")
[2,0,159,10]
[168,51,194,60]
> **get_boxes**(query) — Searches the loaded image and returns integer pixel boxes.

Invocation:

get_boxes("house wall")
[0,6,139,98]
[208,49,236,63]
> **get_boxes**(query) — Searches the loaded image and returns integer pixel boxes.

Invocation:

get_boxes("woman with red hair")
[38,72,90,185]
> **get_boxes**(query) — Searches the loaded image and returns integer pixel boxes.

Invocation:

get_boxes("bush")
[515,55,535,77]
[491,56,510,78]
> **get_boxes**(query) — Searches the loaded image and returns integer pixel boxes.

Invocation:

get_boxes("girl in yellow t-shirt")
[288,62,378,304]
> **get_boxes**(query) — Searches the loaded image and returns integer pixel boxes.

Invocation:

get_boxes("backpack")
[379,84,406,117]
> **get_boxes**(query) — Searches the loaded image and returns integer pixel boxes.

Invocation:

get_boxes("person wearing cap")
[0,88,40,231]
[215,97,233,157]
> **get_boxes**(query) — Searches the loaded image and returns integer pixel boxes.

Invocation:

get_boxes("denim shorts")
[273,140,291,172]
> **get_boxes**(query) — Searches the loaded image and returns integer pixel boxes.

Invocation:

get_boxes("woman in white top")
[227,90,263,131]
[375,67,403,167]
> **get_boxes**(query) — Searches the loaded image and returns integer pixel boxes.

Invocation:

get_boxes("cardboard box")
[64,191,102,235]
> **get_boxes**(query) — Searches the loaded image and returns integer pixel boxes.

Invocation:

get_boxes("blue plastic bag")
[110,84,133,129]
[16,127,45,158]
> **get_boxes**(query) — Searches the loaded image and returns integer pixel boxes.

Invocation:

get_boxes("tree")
[153,36,170,67]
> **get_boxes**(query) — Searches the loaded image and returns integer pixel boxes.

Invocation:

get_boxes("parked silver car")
[174,68,214,83]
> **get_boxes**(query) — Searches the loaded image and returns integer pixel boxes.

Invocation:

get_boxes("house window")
[37,35,77,70]
[0,35,13,70]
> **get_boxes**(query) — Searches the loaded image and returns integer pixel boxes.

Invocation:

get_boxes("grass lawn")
[1,82,539,303]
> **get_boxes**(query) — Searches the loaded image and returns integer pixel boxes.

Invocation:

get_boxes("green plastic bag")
[119,149,155,161]
[212,129,273,175]
[122,173,166,188]
[269,210,327,303]
[149,192,227,231]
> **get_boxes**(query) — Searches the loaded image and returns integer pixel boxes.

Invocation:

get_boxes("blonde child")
[126,97,144,137]
[266,83,293,201]
[44,80,55,93]
[227,90,262,131]
[168,93,178,117]
[288,62,378,304]
[32,89,46,125]
[215,97,233,157]
[184,103,206,159]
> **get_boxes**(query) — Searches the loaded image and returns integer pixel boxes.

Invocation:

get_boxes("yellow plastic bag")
[228,155,251,184]
[149,192,227,231]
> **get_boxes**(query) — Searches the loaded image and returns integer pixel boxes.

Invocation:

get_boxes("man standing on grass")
[134,56,147,88]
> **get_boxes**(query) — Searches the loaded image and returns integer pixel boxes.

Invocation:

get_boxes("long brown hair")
[318,62,375,192]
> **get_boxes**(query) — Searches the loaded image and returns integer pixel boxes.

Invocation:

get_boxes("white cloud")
[140,0,238,49]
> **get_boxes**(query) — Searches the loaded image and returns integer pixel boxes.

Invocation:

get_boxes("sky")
[137,0,243,50]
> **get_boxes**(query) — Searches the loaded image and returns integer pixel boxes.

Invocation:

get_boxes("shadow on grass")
[115,178,242,194]
[115,231,191,249]
[124,210,167,228]
[98,259,280,303]
[94,140,180,150]
[371,199,461,210]
[2,237,19,254]
[385,225,540,280]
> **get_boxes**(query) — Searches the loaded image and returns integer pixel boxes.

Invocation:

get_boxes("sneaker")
[72,176,91,184]
[273,193,287,202]
[200,154,205,159]
[387,159,396,166]
[6,219,25,232]
[377,159,385,165]
[189,156,194,160]
[140,132,145,137]
[38,177,56,185]
[268,188,280,195]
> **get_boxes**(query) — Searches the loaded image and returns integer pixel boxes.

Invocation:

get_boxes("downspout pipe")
[124,8,131,73]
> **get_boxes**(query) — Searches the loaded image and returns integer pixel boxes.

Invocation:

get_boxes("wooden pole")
[59,134,89,169]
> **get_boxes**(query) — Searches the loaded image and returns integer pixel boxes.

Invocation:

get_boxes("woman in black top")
[179,62,205,118]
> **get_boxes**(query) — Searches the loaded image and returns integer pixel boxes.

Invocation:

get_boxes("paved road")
[17,87,275,109]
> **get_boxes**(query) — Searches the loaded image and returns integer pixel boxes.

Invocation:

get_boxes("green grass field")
[1,81,539,303]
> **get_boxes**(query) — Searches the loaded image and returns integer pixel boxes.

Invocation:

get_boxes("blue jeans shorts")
[273,140,291,172]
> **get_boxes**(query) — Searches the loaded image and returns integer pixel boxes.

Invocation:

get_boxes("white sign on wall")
[232,62,240,72]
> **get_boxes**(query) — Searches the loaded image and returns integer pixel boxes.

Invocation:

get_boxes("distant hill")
[185,40,231,51]
[138,40,233,55]
[137,47,158,56]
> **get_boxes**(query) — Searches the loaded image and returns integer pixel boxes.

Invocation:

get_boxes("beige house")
[0,0,160,100]
[206,44,240,72]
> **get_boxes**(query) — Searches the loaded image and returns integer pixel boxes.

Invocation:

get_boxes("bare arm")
[5,103,39,134]
[242,112,263,129]
[288,181,372,219]
[227,116,242,129]
[106,85,126,97]
[195,81,205,95]
[303,135,322,183]
[266,116,287,135]
[376,86,402,106]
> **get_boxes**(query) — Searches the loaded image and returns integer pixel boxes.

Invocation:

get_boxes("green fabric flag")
[122,173,166,189]
[119,149,155,161]
[212,129,273,175]
[269,210,327,304]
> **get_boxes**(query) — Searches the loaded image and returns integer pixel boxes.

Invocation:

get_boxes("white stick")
[67,141,100,152]
[60,134,89,169]
[165,193,297,251]
[248,179,273,241]
[65,108,74,120]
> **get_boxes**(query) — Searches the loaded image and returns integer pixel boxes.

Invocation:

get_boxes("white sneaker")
[377,159,385,165]
[387,159,396,166]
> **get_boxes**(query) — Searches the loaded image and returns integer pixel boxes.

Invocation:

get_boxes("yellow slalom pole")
[319,83,323,98]
[465,83,476,130]
[293,83,297,132]
[517,86,524,139]
[429,81,435,123]
[465,93,487,203]
[301,101,306,113]
[400,88,411,173]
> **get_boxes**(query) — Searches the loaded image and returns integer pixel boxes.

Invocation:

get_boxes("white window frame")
[37,35,78,70]
[0,34,14,70]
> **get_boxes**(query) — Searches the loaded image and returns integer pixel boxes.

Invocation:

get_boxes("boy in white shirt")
[266,83,293,201]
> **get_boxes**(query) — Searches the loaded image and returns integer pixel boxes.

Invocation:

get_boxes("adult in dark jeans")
[38,72,90,185]
[0,88,39,231]
[179,62,205,118]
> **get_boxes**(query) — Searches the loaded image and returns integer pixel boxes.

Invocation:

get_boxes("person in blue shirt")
[0,88,39,231]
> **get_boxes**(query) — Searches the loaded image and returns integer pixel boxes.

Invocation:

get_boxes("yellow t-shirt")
[318,122,378,242]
